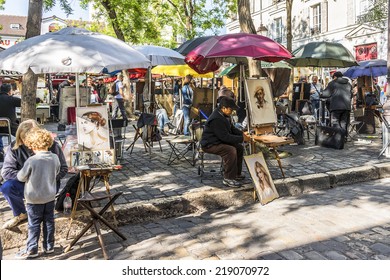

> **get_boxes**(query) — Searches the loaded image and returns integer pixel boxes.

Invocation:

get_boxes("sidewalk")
[1,120,390,259]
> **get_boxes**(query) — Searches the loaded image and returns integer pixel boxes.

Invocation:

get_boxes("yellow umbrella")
[151,64,214,78]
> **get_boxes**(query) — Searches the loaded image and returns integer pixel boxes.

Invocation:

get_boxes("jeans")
[0,179,26,216]
[182,106,191,136]
[202,143,244,180]
[0,137,3,151]
[173,102,180,117]
[311,99,320,118]
[156,109,170,130]
[26,201,55,253]
[112,98,127,120]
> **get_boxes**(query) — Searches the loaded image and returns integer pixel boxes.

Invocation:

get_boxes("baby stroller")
[284,112,305,145]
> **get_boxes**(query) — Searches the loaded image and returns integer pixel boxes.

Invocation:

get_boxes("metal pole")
[382,0,390,157]
[75,73,80,107]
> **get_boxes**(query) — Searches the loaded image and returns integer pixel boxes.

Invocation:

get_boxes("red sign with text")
[355,43,377,61]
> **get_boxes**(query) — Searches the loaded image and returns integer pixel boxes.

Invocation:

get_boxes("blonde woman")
[0,120,68,229]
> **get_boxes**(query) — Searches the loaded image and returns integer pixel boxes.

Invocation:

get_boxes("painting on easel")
[244,152,279,205]
[245,78,277,127]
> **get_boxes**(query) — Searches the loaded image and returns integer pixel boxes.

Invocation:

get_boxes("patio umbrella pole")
[75,73,80,108]
[240,63,252,154]
[148,66,152,113]
[212,72,215,109]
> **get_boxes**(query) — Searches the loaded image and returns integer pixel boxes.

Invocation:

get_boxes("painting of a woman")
[76,109,110,150]
[244,152,279,205]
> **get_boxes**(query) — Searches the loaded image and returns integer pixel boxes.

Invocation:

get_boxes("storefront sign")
[355,43,377,61]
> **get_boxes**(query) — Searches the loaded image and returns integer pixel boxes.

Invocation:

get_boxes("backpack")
[109,80,119,96]
[55,173,80,211]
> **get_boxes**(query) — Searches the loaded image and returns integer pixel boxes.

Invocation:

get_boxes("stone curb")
[274,162,390,196]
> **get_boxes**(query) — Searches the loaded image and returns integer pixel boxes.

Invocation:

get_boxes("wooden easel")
[249,124,294,178]
[65,167,117,239]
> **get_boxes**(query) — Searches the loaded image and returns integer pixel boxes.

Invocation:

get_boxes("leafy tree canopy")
[357,0,388,28]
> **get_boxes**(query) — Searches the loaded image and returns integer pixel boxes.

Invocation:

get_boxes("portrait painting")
[80,151,93,165]
[76,106,110,150]
[245,78,277,126]
[70,150,81,167]
[103,149,115,165]
[244,152,279,205]
[92,150,103,164]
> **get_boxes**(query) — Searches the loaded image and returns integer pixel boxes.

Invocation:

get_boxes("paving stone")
[303,251,327,260]
[323,250,348,260]
[278,250,304,260]
[370,243,390,255]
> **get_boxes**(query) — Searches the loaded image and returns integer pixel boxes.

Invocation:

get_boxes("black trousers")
[202,143,244,180]
[331,110,350,136]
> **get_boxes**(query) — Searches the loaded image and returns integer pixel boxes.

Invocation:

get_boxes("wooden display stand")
[66,166,116,239]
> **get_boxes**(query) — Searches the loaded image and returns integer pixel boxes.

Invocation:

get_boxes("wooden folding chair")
[64,191,126,260]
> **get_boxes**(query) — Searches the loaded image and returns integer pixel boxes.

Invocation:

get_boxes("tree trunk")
[21,0,43,121]
[286,0,293,52]
[100,0,126,41]
[237,0,261,77]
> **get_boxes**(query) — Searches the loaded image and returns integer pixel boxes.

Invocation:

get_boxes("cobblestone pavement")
[1,121,390,259]
[3,177,390,260]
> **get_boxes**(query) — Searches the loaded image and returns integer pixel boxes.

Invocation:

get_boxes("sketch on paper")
[245,78,277,126]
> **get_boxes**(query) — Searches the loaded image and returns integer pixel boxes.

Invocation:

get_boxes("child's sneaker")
[15,249,39,260]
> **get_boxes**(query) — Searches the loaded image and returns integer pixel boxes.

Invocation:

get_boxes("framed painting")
[70,150,81,167]
[244,152,279,205]
[103,149,115,165]
[245,78,277,127]
[76,105,110,150]
[80,151,93,165]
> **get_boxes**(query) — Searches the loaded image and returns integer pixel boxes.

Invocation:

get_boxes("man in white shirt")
[112,73,128,121]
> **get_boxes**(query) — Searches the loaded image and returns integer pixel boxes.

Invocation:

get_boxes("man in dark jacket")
[321,71,353,136]
[57,75,75,103]
[0,84,21,161]
[200,97,250,188]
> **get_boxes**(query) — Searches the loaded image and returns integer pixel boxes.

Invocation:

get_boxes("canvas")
[245,78,277,127]
[244,152,279,205]
[76,105,110,150]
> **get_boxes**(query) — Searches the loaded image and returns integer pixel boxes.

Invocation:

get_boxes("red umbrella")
[185,33,292,74]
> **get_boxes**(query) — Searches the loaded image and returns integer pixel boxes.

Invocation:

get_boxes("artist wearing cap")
[200,96,250,188]
[321,71,353,138]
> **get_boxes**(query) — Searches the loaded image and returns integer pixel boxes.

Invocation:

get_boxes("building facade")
[0,15,91,49]
[226,0,386,61]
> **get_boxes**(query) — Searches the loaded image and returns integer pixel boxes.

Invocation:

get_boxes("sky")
[0,0,90,20]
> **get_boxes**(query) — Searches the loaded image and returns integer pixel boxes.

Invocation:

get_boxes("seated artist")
[200,97,250,188]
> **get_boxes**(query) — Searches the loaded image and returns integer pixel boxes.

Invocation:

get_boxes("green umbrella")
[287,41,358,67]
[218,61,291,77]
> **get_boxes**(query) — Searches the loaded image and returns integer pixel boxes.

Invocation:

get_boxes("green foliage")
[357,0,388,28]
[0,0,5,9]
[44,0,73,16]
[77,0,236,46]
